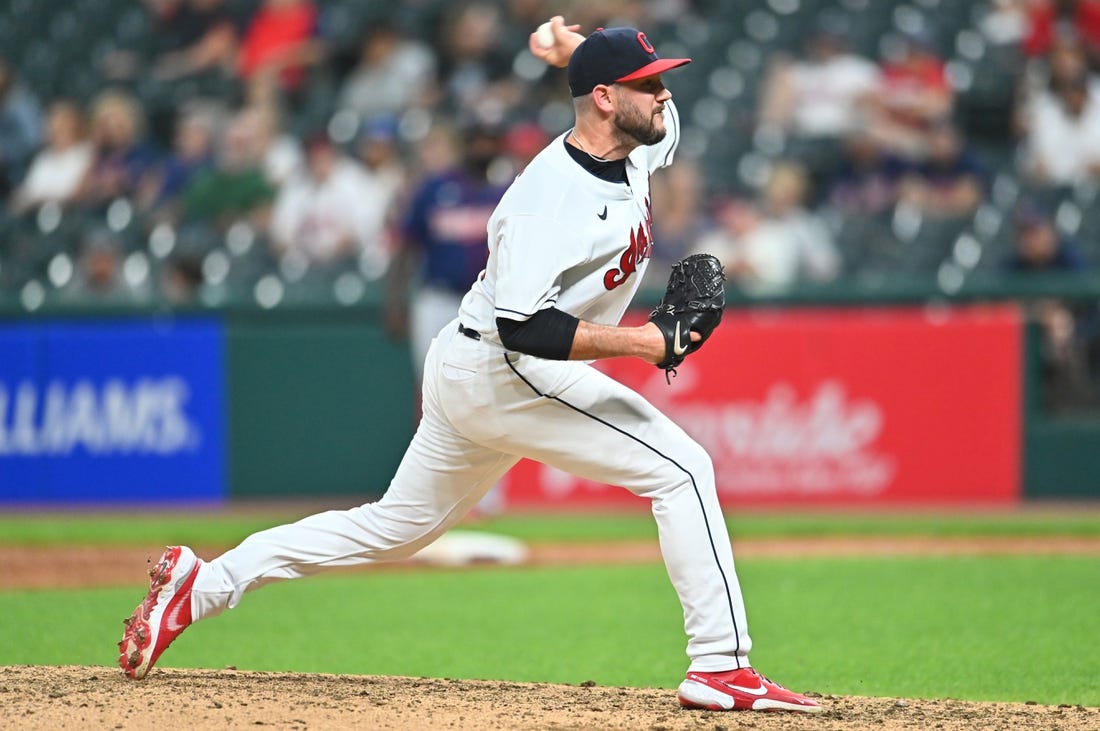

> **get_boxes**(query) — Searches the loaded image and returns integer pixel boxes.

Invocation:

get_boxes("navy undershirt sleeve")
[496,308,580,360]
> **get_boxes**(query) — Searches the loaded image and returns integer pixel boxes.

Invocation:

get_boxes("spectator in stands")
[75,89,160,209]
[692,196,761,278]
[181,106,275,227]
[1015,36,1099,137]
[698,163,840,295]
[353,116,408,237]
[1005,199,1097,411]
[237,0,323,105]
[337,21,438,122]
[501,119,550,174]
[240,103,304,187]
[1020,71,1100,187]
[896,122,986,219]
[160,251,205,304]
[0,56,43,199]
[385,122,509,378]
[825,133,907,216]
[137,105,219,222]
[757,16,879,148]
[866,29,954,159]
[1006,199,1088,271]
[408,118,463,179]
[149,0,241,82]
[645,154,709,290]
[435,2,521,122]
[59,226,150,303]
[8,100,93,216]
[270,132,390,273]
[100,0,240,83]
[1035,35,1095,90]
[1021,0,1100,63]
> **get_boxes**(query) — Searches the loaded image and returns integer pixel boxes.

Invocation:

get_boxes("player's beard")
[613,98,667,147]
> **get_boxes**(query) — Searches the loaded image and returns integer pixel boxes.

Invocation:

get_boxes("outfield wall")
[0,308,415,503]
[505,305,1024,508]
[0,302,1096,504]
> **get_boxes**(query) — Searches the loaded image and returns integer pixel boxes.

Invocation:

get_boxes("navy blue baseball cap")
[568,27,691,97]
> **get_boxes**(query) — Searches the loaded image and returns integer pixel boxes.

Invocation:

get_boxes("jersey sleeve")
[634,99,681,173]
[491,214,589,322]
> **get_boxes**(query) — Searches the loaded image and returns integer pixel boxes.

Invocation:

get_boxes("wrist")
[638,322,666,364]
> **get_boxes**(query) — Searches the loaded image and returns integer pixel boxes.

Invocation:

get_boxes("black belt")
[457,323,481,341]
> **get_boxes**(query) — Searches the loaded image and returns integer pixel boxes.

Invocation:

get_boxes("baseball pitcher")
[119,16,821,715]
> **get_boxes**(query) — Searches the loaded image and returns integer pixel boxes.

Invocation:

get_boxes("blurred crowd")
[0,0,1098,409]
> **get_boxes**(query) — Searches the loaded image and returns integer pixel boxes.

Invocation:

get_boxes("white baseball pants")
[191,320,752,672]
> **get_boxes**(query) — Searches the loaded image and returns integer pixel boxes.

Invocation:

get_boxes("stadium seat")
[896,215,969,274]
[833,211,904,275]
[112,5,154,54]
[1074,207,1100,265]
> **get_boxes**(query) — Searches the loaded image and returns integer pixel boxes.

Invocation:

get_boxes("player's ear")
[591,84,615,112]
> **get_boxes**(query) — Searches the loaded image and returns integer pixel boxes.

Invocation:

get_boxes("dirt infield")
[3,665,1097,730]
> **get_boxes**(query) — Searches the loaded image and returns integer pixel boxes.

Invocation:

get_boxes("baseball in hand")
[535,21,555,49]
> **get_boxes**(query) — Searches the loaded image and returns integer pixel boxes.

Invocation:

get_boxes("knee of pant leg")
[646,439,715,498]
[679,441,716,493]
[684,440,714,476]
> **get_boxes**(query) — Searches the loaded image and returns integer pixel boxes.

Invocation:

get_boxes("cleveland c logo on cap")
[567,26,692,97]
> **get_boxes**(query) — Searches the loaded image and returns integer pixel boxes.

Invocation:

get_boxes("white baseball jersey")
[190,99,754,677]
[459,103,679,338]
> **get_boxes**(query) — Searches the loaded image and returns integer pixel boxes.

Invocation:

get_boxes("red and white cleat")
[678,667,823,713]
[118,546,200,679]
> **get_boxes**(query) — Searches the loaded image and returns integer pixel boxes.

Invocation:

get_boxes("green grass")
[2,556,1098,705]
[487,510,1100,541]
[2,507,1099,546]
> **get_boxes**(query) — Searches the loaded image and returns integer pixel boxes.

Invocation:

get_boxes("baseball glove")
[648,253,726,378]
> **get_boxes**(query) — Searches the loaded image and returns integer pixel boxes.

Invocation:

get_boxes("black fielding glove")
[647,253,726,378]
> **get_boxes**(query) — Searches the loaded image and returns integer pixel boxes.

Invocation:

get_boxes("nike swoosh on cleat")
[597,205,608,220]
[164,599,189,634]
[728,683,769,696]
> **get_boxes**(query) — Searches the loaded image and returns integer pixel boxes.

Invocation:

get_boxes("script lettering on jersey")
[603,197,654,290]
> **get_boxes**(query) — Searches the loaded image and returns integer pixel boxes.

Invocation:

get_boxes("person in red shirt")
[237,0,322,102]
[1023,0,1100,61]
[866,30,954,159]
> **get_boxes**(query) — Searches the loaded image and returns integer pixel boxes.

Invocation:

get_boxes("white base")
[412,530,528,566]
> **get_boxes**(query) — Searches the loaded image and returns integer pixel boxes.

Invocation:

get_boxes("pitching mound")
[4,666,1096,730]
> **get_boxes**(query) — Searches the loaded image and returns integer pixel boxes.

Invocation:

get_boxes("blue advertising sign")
[0,318,226,503]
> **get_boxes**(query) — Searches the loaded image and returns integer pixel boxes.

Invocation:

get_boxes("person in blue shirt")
[384,121,512,516]
[75,89,160,210]
[387,122,511,381]
[896,121,986,219]
[139,108,217,220]
[1006,200,1087,273]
